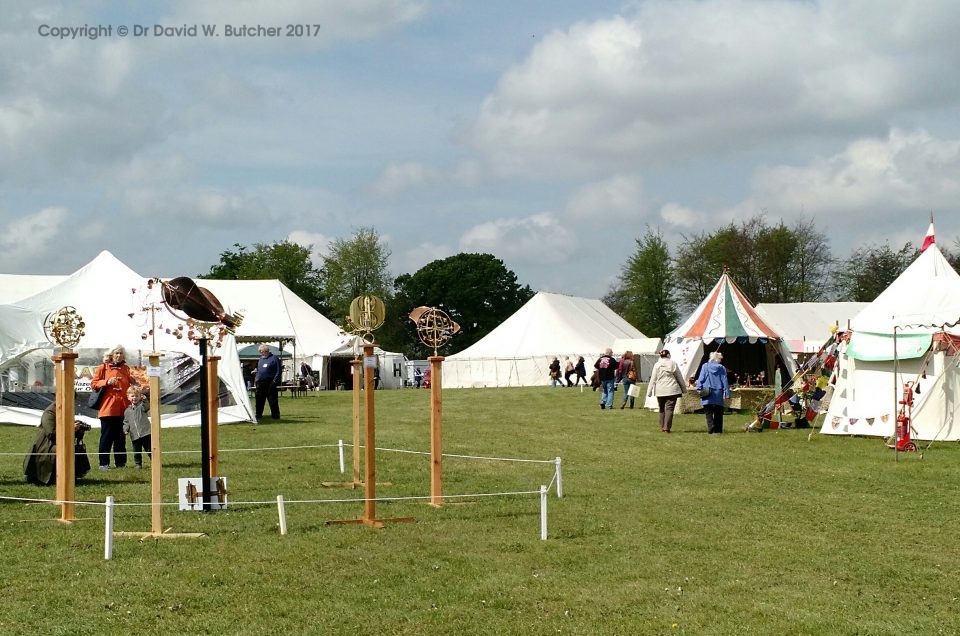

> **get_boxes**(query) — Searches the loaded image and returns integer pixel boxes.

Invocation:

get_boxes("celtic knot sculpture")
[44,306,85,349]
[409,306,460,356]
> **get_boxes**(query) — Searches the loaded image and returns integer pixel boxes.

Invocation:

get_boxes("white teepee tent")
[821,234,960,441]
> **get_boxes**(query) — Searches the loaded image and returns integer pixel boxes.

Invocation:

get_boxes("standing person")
[563,357,576,387]
[617,351,638,409]
[123,387,152,469]
[594,348,618,410]
[548,356,563,388]
[647,349,687,433]
[92,346,133,470]
[255,344,282,421]
[696,351,731,434]
[574,356,589,386]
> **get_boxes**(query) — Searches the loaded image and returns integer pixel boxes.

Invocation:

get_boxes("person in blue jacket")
[695,351,731,434]
[255,344,282,421]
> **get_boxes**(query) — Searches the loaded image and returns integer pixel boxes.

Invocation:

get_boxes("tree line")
[604,214,960,338]
[198,228,533,358]
[199,216,957,356]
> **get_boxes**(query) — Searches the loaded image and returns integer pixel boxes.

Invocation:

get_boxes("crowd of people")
[547,347,734,434]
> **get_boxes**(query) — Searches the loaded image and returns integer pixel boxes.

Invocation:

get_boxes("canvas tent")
[443,292,647,388]
[611,337,663,382]
[0,251,254,426]
[755,302,869,355]
[822,242,960,441]
[644,268,797,411]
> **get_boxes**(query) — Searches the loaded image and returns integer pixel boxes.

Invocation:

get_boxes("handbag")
[627,369,637,382]
[87,387,105,409]
[627,383,640,398]
[698,386,712,398]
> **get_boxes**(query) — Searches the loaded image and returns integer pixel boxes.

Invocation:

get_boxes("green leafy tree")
[393,253,534,358]
[605,227,679,337]
[321,227,393,327]
[673,213,833,309]
[832,242,917,301]
[200,241,325,312]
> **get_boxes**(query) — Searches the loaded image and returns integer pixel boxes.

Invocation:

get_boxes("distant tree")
[606,227,679,337]
[673,213,833,309]
[199,241,325,312]
[393,253,534,358]
[832,242,917,301]
[321,227,393,327]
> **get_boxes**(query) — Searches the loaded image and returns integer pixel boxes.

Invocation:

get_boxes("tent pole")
[893,325,899,463]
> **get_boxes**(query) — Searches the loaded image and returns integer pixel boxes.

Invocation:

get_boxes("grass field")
[2,385,959,635]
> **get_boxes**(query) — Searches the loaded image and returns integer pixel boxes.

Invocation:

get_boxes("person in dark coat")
[24,402,91,485]
[255,344,282,420]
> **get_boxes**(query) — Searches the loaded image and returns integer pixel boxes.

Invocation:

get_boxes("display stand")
[53,351,78,523]
[326,343,414,528]
[429,355,444,507]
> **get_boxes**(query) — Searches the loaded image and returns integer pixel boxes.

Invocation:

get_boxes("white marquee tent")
[755,302,869,354]
[822,242,960,441]
[0,251,254,426]
[443,292,647,388]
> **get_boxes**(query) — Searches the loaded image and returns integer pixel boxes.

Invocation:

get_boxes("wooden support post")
[207,355,220,477]
[363,343,377,523]
[352,357,362,486]
[429,355,444,507]
[148,352,163,535]
[54,352,78,522]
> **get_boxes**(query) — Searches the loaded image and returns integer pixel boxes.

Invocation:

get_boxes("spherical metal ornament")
[44,306,85,349]
[346,295,386,343]
[409,306,460,355]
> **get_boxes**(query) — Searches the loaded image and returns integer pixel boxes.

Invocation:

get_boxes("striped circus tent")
[644,268,796,410]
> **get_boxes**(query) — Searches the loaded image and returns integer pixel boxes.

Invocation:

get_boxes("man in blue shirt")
[255,344,282,421]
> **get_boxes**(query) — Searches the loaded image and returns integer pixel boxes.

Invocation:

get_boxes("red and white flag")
[921,217,936,252]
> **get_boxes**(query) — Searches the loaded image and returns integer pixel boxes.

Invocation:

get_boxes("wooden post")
[207,355,220,477]
[54,352,78,522]
[362,343,377,523]
[429,355,444,507]
[148,352,163,535]
[351,357,362,487]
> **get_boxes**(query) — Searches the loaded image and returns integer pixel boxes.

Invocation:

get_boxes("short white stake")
[540,485,548,541]
[338,439,345,474]
[104,496,114,560]
[277,495,288,536]
[554,457,564,498]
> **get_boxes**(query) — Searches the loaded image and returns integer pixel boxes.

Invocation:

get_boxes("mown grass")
[1,386,959,635]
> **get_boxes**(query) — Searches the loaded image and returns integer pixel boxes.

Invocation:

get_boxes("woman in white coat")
[646,349,687,433]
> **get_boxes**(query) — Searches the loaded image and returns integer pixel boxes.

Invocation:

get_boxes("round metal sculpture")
[44,306,85,349]
[409,306,460,356]
[346,295,386,343]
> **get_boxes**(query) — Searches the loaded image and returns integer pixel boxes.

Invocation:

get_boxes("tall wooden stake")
[148,352,163,534]
[429,355,444,507]
[352,356,362,486]
[54,351,78,522]
[363,343,377,523]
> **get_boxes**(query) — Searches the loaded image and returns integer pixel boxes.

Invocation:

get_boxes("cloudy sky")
[3,0,959,299]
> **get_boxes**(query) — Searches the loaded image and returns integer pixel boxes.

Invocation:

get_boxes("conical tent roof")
[668,268,782,343]
[849,244,960,335]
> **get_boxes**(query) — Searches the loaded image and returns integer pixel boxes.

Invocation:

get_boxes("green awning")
[847,332,931,361]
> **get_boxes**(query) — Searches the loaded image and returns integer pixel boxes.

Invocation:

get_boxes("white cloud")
[367,161,441,196]
[566,174,644,219]
[470,0,960,178]
[122,188,269,226]
[658,202,702,229]
[288,230,334,266]
[0,206,69,269]
[459,213,576,264]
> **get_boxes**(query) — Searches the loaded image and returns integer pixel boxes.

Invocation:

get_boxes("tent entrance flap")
[848,332,931,361]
